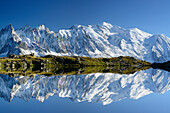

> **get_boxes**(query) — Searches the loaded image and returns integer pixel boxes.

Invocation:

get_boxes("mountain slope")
[0,69,170,105]
[0,22,169,62]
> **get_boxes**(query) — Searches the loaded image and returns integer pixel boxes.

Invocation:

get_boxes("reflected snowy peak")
[0,69,170,105]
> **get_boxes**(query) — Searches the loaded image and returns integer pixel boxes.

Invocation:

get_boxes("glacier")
[0,22,169,63]
[0,69,169,105]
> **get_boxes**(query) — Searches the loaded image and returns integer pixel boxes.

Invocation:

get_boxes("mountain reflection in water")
[0,68,169,105]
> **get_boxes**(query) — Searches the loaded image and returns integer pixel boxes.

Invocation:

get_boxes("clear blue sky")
[0,0,170,36]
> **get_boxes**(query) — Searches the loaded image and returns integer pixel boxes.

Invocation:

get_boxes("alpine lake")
[0,54,169,113]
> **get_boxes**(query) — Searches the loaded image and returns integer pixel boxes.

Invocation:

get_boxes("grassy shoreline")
[0,54,152,76]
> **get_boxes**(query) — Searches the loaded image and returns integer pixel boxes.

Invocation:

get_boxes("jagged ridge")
[0,22,169,63]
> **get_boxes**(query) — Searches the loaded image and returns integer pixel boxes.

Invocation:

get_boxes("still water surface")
[0,68,170,113]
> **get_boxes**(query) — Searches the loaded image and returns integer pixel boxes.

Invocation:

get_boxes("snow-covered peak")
[130,28,143,34]
[5,24,14,29]
[102,22,113,29]
[19,25,33,33]
[21,25,31,30]
[152,34,166,38]
[70,24,84,30]
[146,34,169,44]
[130,28,140,31]
[128,28,152,41]
[37,24,46,31]
[1,24,15,33]
[130,28,152,36]
[98,22,125,32]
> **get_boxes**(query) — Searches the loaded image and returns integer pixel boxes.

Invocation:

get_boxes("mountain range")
[0,69,169,105]
[0,22,169,63]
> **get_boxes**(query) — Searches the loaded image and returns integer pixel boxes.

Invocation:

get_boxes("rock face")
[0,22,169,63]
[0,69,170,105]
